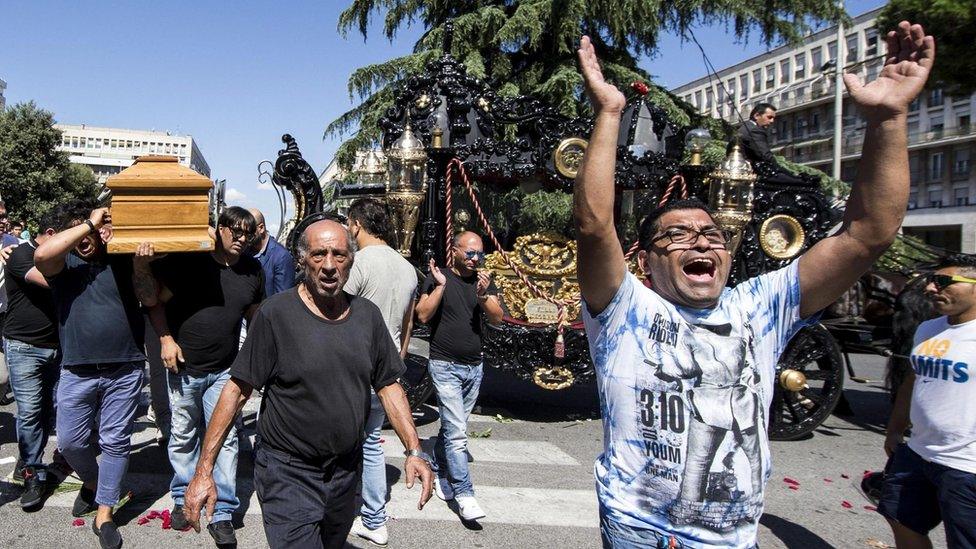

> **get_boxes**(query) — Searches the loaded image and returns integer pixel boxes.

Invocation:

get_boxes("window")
[908,191,918,209]
[930,115,944,134]
[740,75,750,100]
[865,29,879,57]
[909,98,920,112]
[795,116,808,138]
[705,89,714,113]
[778,120,790,141]
[846,33,859,62]
[929,152,944,180]
[909,154,921,183]
[780,59,791,85]
[828,41,838,62]
[726,79,736,105]
[953,149,971,176]
[811,47,823,72]
[810,112,821,134]
[765,64,775,89]
[929,88,944,108]
[959,115,971,129]
[928,187,943,207]
[752,69,762,93]
[717,87,726,116]
[954,187,970,206]
[794,53,806,79]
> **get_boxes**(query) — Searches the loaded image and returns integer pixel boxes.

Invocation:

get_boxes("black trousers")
[254,442,362,549]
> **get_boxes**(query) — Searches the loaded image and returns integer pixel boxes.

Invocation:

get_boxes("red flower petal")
[788,485,799,490]
[783,477,800,485]
[864,505,877,511]
[841,501,853,509]
[72,518,85,527]
[137,517,150,525]
[823,478,833,483]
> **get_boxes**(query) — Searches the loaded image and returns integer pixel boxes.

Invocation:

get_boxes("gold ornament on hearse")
[759,214,805,260]
[385,124,428,257]
[706,143,757,255]
[483,233,580,323]
[553,137,588,179]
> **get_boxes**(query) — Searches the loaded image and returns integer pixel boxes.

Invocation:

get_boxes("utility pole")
[832,2,845,181]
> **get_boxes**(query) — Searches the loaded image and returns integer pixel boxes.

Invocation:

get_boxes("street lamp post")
[833,3,845,181]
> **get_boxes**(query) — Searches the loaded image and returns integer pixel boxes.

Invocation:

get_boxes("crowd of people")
[0,18,970,549]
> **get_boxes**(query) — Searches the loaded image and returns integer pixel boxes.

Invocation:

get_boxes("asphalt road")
[0,354,946,548]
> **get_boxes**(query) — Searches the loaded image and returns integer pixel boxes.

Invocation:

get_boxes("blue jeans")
[360,392,387,529]
[57,361,144,506]
[168,368,239,522]
[5,339,60,480]
[429,359,483,498]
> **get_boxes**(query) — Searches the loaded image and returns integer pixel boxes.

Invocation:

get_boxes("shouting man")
[574,22,933,548]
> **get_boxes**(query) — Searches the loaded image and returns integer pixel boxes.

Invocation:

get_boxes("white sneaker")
[434,474,454,501]
[455,496,486,521]
[350,517,388,547]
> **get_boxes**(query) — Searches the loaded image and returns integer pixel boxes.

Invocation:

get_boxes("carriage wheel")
[768,324,845,441]
[402,353,435,410]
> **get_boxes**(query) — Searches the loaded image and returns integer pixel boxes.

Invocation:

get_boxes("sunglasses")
[463,250,485,260]
[224,226,255,241]
[926,273,976,291]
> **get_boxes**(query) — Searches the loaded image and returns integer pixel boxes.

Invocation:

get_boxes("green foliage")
[879,0,976,94]
[329,0,844,168]
[0,102,99,229]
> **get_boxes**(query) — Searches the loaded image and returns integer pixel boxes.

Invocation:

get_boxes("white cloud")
[257,181,273,191]
[225,188,247,202]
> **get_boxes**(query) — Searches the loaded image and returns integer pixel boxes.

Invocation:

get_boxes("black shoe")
[72,485,98,517]
[0,393,14,406]
[207,520,237,545]
[92,520,123,549]
[170,504,190,531]
[20,469,47,510]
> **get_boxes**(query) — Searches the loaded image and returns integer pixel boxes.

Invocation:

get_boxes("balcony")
[780,124,976,166]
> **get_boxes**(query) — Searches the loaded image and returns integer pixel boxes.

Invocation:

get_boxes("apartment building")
[54,124,211,183]
[672,8,976,253]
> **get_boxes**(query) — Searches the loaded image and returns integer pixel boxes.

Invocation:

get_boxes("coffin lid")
[106,155,213,190]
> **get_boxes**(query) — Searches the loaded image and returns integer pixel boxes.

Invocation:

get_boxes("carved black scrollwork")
[272,134,325,254]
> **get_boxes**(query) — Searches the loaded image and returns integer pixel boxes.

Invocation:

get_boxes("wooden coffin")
[106,155,214,254]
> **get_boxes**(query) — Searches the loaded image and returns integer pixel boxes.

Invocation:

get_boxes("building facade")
[0,77,7,110]
[672,8,976,253]
[54,124,211,183]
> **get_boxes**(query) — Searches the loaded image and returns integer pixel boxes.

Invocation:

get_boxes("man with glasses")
[575,21,933,548]
[416,231,503,521]
[133,206,265,545]
[880,255,976,549]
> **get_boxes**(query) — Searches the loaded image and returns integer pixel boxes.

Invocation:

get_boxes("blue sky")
[1,0,884,233]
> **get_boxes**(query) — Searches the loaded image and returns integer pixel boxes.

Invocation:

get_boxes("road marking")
[0,456,15,465]
[384,438,580,466]
[39,474,598,528]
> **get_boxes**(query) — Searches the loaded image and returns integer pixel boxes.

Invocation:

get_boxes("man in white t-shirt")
[344,198,419,546]
[574,22,934,548]
[880,255,976,549]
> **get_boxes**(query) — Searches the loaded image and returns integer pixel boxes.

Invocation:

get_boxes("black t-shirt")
[420,268,498,365]
[230,288,405,464]
[3,242,58,348]
[153,253,265,375]
[48,254,145,366]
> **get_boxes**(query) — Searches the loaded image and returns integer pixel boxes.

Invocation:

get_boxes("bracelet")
[83,219,97,234]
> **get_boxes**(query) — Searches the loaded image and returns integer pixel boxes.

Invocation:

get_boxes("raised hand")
[429,258,447,286]
[844,21,935,120]
[577,35,626,115]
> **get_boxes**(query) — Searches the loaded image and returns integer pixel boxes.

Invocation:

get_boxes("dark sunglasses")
[463,250,486,260]
[224,226,255,241]
[926,273,976,291]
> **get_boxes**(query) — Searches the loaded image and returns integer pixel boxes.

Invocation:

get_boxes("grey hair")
[296,222,357,261]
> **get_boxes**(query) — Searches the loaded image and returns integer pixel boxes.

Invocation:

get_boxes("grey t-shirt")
[345,244,418,351]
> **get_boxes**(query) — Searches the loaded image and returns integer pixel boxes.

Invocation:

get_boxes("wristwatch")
[83,219,98,234]
[404,448,432,463]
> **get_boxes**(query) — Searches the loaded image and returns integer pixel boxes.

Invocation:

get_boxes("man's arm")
[797,22,934,318]
[25,268,50,289]
[377,381,433,510]
[184,377,253,531]
[132,242,162,306]
[34,208,110,277]
[885,369,915,457]
[399,299,416,359]
[147,303,184,373]
[415,260,447,324]
[574,36,627,315]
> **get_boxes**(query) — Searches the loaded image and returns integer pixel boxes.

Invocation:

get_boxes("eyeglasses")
[927,273,976,291]
[463,250,486,260]
[651,227,734,249]
[224,226,255,241]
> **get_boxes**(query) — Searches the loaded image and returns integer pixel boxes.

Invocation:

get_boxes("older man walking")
[184,220,432,549]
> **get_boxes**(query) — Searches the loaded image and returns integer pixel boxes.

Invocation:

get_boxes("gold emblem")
[759,214,805,260]
[483,233,581,322]
[524,298,560,325]
[533,366,575,390]
[553,137,588,179]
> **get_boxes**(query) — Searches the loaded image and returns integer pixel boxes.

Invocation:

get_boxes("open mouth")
[682,257,716,283]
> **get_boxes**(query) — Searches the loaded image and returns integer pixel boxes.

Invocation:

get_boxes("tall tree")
[327,0,845,167]
[879,0,975,94]
[0,102,99,227]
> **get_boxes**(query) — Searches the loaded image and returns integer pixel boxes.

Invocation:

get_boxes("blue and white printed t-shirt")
[908,316,976,474]
[583,262,815,548]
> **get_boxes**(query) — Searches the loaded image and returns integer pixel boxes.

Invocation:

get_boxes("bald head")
[451,231,485,274]
[248,208,266,226]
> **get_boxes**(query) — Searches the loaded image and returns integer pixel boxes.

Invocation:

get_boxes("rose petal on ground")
[823,478,833,483]
[137,517,150,525]
[788,485,799,491]
[841,474,850,479]
[783,477,800,485]
[842,500,853,509]
[864,505,877,511]
[72,518,85,527]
